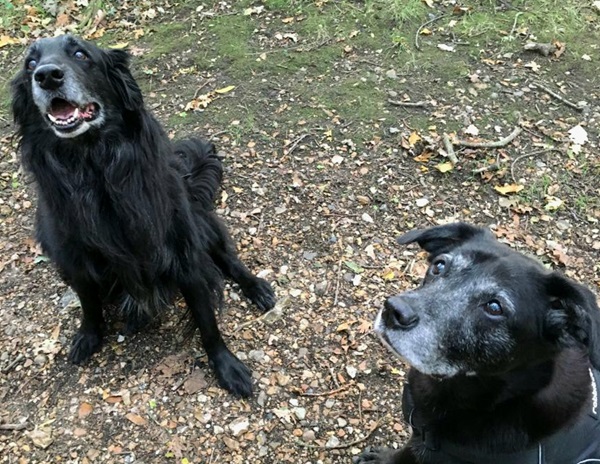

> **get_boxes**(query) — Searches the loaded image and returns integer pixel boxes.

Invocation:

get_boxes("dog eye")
[430,258,446,276]
[74,50,88,60]
[484,300,503,316]
[27,59,38,71]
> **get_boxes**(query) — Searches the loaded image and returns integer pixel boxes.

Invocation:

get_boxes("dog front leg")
[354,446,419,464]
[180,280,253,397]
[68,279,104,364]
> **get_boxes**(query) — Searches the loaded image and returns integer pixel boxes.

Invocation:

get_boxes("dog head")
[11,35,143,139]
[375,222,600,378]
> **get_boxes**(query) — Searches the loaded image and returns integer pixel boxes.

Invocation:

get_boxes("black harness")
[404,368,600,464]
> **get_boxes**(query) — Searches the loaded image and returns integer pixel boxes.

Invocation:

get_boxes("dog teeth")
[47,107,82,127]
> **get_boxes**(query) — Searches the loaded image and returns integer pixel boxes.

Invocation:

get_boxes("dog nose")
[34,64,65,90]
[383,296,419,329]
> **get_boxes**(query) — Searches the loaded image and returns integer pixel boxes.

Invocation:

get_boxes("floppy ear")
[105,48,143,111]
[397,222,493,256]
[11,70,33,128]
[544,272,600,367]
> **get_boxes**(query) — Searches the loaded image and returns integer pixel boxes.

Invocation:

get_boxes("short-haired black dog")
[11,35,276,397]
[357,223,600,463]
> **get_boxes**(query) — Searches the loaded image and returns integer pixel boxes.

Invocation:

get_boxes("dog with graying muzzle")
[356,223,600,464]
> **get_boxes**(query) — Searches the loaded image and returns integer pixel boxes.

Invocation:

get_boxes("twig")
[2,354,24,374]
[295,420,381,450]
[509,12,523,36]
[285,133,311,155]
[0,418,28,431]
[333,257,343,307]
[208,130,228,141]
[510,148,561,183]
[442,134,459,164]
[531,82,584,112]
[388,99,428,108]
[473,162,501,174]
[293,383,352,397]
[454,127,522,149]
[415,15,446,51]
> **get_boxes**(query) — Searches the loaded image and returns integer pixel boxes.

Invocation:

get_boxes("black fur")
[357,223,600,463]
[11,35,276,397]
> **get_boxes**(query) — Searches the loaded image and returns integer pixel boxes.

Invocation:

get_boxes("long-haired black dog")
[357,223,600,463]
[11,35,275,397]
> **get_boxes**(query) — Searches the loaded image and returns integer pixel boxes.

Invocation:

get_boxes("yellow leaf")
[494,184,524,195]
[336,321,352,332]
[420,27,432,35]
[215,85,235,94]
[382,269,395,280]
[181,459,190,464]
[408,131,421,146]
[435,162,454,173]
[109,42,129,49]
[0,35,19,48]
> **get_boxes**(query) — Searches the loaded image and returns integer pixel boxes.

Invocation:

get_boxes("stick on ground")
[442,134,459,164]
[531,82,585,112]
[415,15,446,51]
[454,127,522,149]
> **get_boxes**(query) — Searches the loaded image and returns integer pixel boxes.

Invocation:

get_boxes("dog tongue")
[50,99,77,120]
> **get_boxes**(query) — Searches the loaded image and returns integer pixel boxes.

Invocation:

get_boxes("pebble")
[228,417,249,436]
[293,407,307,420]
[302,430,316,442]
[315,281,328,296]
[249,349,265,362]
[34,354,47,366]
[326,436,341,447]
[385,69,397,79]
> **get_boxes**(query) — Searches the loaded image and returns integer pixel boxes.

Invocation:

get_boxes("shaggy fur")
[11,35,275,397]
[357,223,600,463]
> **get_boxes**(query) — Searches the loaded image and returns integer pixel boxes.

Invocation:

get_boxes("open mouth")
[46,98,100,131]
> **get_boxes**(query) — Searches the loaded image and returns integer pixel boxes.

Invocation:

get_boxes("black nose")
[34,64,65,90]
[383,296,419,330]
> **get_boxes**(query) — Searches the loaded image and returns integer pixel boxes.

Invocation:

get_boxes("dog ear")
[544,272,600,366]
[105,49,143,111]
[11,70,32,128]
[397,222,493,255]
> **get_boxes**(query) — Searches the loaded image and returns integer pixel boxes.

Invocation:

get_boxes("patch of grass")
[142,23,196,60]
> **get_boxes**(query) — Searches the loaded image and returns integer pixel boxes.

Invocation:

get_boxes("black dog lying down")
[11,35,275,397]
[357,223,600,463]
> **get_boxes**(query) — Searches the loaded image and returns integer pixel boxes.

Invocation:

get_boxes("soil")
[0,1,599,463]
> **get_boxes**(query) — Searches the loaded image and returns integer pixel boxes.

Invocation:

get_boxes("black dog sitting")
[11,35,275,397]
[357,223,600,463]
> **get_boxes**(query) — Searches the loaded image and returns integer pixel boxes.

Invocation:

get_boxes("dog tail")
[174,138,223,210]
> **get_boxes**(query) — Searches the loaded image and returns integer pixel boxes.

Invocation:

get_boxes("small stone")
[388,90,398,98]
[326,436,341,447]
[213,425,224,435]
[34,354,47,366]
[302,430,316,442]
[293,407,307,420]
[315,281,328,296]
[346,365,358,379]
[228,417,249,437]
[249,350,265,362]
[385,69,397,79]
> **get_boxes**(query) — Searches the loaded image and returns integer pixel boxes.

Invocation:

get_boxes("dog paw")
[209,349,253,397]
[68,331,102,364]
[353,447,398,464]
[242,278,276,312]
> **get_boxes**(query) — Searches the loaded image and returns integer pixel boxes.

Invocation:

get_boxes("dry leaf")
[78,402,93,419]
[435,162,454,173]
[27,428,53,449]
[215,85,235,94]
[0,35,19,48]
[125,413,147,426]
[408,132,421,146]
[494,184,524,195]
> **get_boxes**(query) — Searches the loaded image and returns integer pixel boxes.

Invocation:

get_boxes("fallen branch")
[509,12,523,36]
[454,127,522,149]
[2,354,24,374]
[531,82,585,112]
[285,133,311,155]
[473,162,501,174]
[442,134,459,164]
[295,420,381,450]
[415,15,446,51]
[388,99,428,108]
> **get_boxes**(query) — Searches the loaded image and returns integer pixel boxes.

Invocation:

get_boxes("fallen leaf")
[215,85,235,94]
[568,125,588,145]
[437,44,455,52]
[109,42,129,49]
[0,35,19,48]
[344,261,364,274]
[27,428,53,449]
[544,196,563,211]
[494,184,524,195]
[125,413,147,426]
[408,131,421,146]
[435,162,454,173]
[78,402,93,418]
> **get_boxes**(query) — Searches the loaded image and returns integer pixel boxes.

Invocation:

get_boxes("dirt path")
[0,1,599,462]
